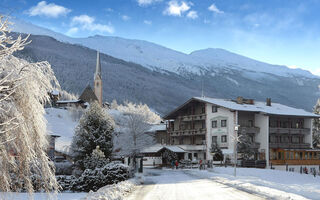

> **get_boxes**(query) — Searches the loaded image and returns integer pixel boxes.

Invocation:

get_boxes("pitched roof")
[141,145,185,153]
[164,97,319,119]
[79,84,98,103]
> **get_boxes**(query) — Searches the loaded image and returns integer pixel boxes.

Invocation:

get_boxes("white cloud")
[71,15,114,34]
[187,10,198,19]
[208,3,224,14]
[137,0,162,6]
[163,1,190,16]
[26,1,71,18]
[144,20,152,25]
[122,15,130,21]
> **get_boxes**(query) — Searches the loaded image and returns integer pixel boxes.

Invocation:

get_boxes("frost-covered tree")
[83,146,109,170]
[313,99,320,148]
[112,102,161,158]
[237,134,256,160]
[0,16,59,193]
[71,101,115,169]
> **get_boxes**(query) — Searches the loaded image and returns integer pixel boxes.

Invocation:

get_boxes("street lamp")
[234,125,240,177]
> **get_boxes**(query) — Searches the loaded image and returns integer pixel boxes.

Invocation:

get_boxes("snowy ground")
[186,167,320,200]
[45,107,78,153]
[126,167,320,200]
[3,167,320,200]
[0,192,87,200]
[126,168,265,200]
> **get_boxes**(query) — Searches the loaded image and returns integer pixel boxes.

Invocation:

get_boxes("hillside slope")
[14,34,320,113]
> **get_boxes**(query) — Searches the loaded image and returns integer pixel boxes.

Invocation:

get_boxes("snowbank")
[84,176,143,200]
[186,167,320,200]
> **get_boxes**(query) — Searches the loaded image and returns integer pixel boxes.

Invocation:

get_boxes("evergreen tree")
[71,102,115,169]
[83,146,109,170]
[210,142,223,161]
[313,99,320,148]
[237,133,256,160]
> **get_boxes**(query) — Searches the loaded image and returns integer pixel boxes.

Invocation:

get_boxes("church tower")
[94,51,103,106]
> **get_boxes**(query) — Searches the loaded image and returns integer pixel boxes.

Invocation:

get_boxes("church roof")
[79,84,98,103]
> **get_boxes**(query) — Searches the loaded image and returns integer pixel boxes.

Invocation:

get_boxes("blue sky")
[1,0,320,75]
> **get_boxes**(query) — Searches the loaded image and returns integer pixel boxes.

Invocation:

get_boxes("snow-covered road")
[126,169,265,200]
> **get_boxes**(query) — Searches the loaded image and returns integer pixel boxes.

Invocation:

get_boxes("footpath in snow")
[186,167,320,200]
[126,168,265,200]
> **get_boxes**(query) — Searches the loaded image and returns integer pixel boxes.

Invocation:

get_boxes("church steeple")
[95,51,101,79]
[94,51,103,106]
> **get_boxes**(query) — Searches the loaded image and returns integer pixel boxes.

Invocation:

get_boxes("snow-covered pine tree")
[0,16,59,193]
[313,99,320,148]
[83,146,109,170]
[237,133,256,160]
[71,101,115,169]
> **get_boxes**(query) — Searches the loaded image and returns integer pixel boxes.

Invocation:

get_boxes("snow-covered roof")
[148,124,167,132]
[165,97,319,118]
[51,90,59,95]
[45,108,78,153]
[56,99,83,103]
[194,97,318,117]
[141,145,185,153]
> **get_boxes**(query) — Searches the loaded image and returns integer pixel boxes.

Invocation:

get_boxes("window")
[212,106,218,113]
[161,138,165,145]
[221,135,227,143]
[202,121,206,129]
[212,120,217,128]
[201,106,205,114]
[194,153,198,159]
[221,120,227,127]
[292,136,299,143]
[212,136,218,144]
[248,120,254,127]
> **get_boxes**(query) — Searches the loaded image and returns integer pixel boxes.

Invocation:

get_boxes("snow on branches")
[71,101,115,169]
[111,101,161,157]
[0,16,59,193]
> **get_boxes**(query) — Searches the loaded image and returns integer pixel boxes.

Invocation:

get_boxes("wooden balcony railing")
[178,114,206,121]
[269,127,310,135]
[270,159,320,165]
[169,128,206,136]
[269,143,311,149]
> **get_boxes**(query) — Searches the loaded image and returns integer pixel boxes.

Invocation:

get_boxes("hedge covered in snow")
[56,162,131,192]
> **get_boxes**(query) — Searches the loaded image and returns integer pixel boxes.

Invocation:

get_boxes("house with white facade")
[163,96,320,171]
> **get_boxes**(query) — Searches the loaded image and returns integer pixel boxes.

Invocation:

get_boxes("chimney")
[266,98,271,106]
[236,96,243,104]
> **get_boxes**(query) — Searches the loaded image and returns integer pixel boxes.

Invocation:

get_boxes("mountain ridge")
[10,17,317,79]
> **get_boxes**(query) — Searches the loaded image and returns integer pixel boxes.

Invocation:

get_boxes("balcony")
[269,143,311,149]
[269,127,310,135]
[239,127,260,134]
[250,142,260,149]
[169,128,206,136]
[178,114,206,121]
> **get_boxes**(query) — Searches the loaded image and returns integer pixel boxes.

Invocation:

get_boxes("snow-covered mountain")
[10,17,320,113]
[10,17,317,79]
